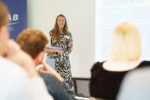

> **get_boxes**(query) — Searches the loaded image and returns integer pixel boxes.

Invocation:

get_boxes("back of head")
[110,22,141,61]
[0,1,9,28]
[16,28,48,59]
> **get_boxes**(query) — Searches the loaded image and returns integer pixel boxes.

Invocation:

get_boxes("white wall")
[27,0,95,77]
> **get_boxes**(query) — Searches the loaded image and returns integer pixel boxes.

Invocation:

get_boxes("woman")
[90,22,150,100]
[45,14,74,94]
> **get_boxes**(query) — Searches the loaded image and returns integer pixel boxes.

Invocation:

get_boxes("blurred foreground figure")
[117,67,150,100]
[0,1,53,100]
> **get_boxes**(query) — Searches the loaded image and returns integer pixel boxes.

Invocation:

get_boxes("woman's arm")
[44,49,64,54]
[67,32,73,54]
[44,49,58,53]
[68,42,73,54]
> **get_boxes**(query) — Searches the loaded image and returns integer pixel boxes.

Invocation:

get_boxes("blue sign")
[2,0,27,40]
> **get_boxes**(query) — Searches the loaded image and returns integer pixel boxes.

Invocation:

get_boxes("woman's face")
[57,16,65,29]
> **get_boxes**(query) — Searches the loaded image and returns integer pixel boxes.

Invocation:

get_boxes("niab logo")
[8,14,19,25]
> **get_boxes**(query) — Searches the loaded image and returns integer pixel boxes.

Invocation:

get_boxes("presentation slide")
[96,0,150,61]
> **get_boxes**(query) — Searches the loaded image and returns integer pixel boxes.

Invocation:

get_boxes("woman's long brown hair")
[50,14,70,41]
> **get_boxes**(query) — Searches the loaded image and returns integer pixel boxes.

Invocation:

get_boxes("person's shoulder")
[91,61,103,68]
[117,66,150,100]
[39,72,62,86]
[39,72,59,81]
[0,57,27,76]
[49,30,53,33]
[142,60,150,64]
[49,30,54,36]
[90,62,104,82]
[0,57,30,92]
[68,31,71,34]
[49,31,52,35]
[139,60,150,68]
[91,61,104,73]
[124,67,150,84]
[68,31,72,36]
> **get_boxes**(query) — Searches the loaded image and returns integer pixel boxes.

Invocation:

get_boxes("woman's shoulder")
[68,31,72,36]
[91,61,104,73]
[90,61,105,79]
[68,31,71,34]
[139,60,150,67]
[49,29,54,34]
[49,30,54,37]
[49,30,53,34]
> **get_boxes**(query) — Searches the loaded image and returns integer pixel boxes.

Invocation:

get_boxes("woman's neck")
[103,60,141,72]
[59,28,63,33]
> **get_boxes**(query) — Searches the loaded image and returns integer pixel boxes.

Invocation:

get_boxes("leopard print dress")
[47,32,75,94]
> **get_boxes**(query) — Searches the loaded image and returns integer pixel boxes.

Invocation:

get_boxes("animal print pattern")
[47,32,75,94]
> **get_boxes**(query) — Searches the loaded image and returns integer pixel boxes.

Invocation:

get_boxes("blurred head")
[110,22,141,61]
[51,14,69,41]
[16,28,48,65]
[0,1,9,40]
[0,1,9,55]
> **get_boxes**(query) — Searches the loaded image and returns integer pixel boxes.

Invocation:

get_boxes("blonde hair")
[110,22,141,61]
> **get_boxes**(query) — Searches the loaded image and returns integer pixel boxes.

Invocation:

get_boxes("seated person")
[0,2,53,100]
[117,67,150,100]
[16,28,75,100]
[89,22,150,100]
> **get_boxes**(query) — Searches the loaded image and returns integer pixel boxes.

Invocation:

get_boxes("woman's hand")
[56,49,64,54]
[68,42,73,54]
[68,42,73,48]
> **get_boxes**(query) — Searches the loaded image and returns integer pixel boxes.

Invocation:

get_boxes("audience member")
[0,1,53,100]
[117,67,150,100]
[89,22,150,100]
[16,28,75,100]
